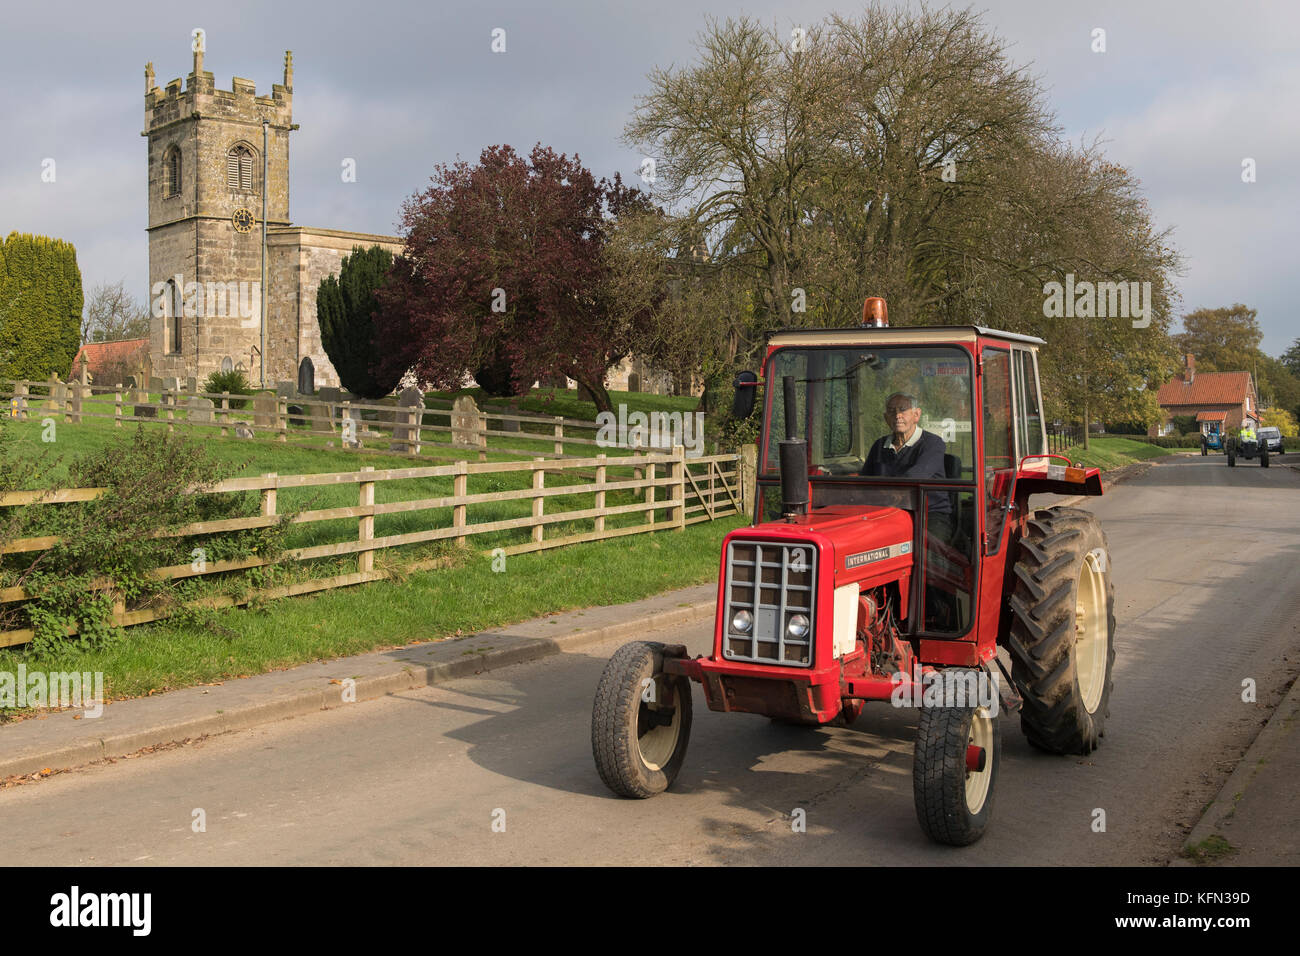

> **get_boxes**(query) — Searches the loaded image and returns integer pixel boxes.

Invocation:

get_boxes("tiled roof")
[1156,371,1252,408]
[69,339,149,379]
[1195,410,1228,422]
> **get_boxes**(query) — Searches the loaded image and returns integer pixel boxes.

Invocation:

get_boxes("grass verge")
[1059,436,1181,471]
[0,515,744,715]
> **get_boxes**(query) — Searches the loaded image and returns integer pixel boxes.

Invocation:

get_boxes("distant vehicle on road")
[1257,427,1284,454]
[1228,433,1269,468]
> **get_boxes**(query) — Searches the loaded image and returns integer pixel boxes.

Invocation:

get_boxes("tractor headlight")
[787,613,810,640]
[731,609,753,633]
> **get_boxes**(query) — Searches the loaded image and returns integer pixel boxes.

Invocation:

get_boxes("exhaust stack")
[779,375,808,519]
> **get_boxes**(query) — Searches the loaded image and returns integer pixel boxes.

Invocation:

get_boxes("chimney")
[1184,353,1195,385]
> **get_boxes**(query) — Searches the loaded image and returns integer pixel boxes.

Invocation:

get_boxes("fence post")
[478,408,488,462]
[670,444,685,529]
[358,466,375,573]
[114,385,123,428]
[453,461,468,546]
[740,443,757,515]
[532,457,545,544]
[553,416,564,457]
[594,453,606,535]
[166,388,175,433]
[277,396,288,442]
[220,391,230,437]
[645,455,656,528]
[260,472,278,521]
[15,382,28,420]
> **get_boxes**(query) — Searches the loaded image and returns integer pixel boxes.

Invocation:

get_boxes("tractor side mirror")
[732,371,759,419]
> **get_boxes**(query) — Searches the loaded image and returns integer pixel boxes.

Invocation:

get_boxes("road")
[3,454,1298,865]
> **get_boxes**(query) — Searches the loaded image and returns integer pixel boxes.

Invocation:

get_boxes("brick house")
[68,338,152,385]
[1152,354,1259,437]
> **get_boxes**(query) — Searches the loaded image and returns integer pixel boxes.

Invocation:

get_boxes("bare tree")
[82,280,150,344]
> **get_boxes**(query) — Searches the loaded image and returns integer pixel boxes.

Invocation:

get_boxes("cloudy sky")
[2,0,1296,353]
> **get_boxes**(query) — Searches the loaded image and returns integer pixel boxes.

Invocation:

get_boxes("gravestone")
[185,376,198,393]
[46,376,67,411]
[253,392,278,429]
[149,376,162,391]
[627,371,640,393]
[451,395,486,450]
[390,386,424,454]
[162,377,179,394]
[134,402,156,419]
[188,396,215,424]
[234,421,255,439]
[126,374,140,391]
[275,381,296,399]
[318,386,342,404]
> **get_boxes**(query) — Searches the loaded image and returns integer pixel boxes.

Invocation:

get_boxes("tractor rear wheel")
[913,702,1000,846]
[592,641,693,798]
[1007,507,1115,755]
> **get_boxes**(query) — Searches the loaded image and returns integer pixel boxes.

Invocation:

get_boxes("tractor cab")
[591,299,1114,847]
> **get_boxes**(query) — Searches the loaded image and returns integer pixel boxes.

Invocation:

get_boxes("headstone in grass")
[253,391,277,429]
[163,376,179,394]
[452,395,486,450]
[275,381,296,399]
[318,385,341,404]
[46,376,67,411]
[391,386,424,454]
[149,376,162,391]
[188,396,215,424]
[185,375,198,393]
[234,421,255,439]
[134,402,156,419]
[127,374,140,391]
[628,371,640,393]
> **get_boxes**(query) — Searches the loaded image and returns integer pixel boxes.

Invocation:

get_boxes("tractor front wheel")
[1261,448,1270,468]
[913,702,1000,846]
[1007,507,1115,755]
[592,641,693,798]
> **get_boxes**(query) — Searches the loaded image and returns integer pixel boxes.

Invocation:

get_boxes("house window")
[226,145,255,191]
[163,146,181,198]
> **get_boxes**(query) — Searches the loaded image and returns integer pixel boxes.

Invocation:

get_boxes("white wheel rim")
[965,707,994,814]
[1075,551,1108,713]
[637,675,681,771]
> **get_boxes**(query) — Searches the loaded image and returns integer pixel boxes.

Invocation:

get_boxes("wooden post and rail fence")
[0,448,753,649]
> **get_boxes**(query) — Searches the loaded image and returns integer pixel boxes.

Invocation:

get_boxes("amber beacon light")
[861,297,889,327]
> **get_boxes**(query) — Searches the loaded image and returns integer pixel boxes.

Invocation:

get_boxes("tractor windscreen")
[762,346,975,481]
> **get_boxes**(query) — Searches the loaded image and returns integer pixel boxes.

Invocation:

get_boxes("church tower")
[144,39,294,386]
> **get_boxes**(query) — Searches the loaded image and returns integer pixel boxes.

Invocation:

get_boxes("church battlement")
[145,46,293,128]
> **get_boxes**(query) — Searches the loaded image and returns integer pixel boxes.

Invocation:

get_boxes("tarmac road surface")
[2,453,1297,865]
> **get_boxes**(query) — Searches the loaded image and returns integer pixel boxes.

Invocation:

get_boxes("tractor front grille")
[723,540,816,667]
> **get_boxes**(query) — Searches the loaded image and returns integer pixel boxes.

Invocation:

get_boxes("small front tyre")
[913,703,1000,846]
[592,641,693,798]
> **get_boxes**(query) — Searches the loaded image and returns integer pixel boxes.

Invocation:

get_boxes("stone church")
[145,43,401,393]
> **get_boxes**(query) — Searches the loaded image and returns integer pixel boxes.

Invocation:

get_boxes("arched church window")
[164,146,181,198]
[167,278,182,354]
[226,144,255,191]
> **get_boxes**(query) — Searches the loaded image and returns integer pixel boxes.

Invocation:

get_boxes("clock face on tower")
[232,207,255,233]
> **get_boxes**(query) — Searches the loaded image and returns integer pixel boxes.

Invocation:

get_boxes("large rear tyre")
[592,641,693,798]
[1007,507,1116,755]
[913,702,1000,846]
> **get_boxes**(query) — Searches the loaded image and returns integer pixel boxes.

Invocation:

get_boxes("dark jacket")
[861,428,947,480]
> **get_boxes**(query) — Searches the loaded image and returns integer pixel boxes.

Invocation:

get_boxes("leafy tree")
[621,8,1181,446]
[1261,406,1298,438]
[0,232,84,381]
[376,144,648,413]
[1280,337,1300,378]
[82,279,149,344]
[1173,305,1262,372]
[317,245,401,399]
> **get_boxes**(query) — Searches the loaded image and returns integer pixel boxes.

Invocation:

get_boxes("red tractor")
[591,300,1116,845]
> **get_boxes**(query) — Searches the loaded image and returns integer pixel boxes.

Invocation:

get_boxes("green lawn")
[1059,436,1181,471]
